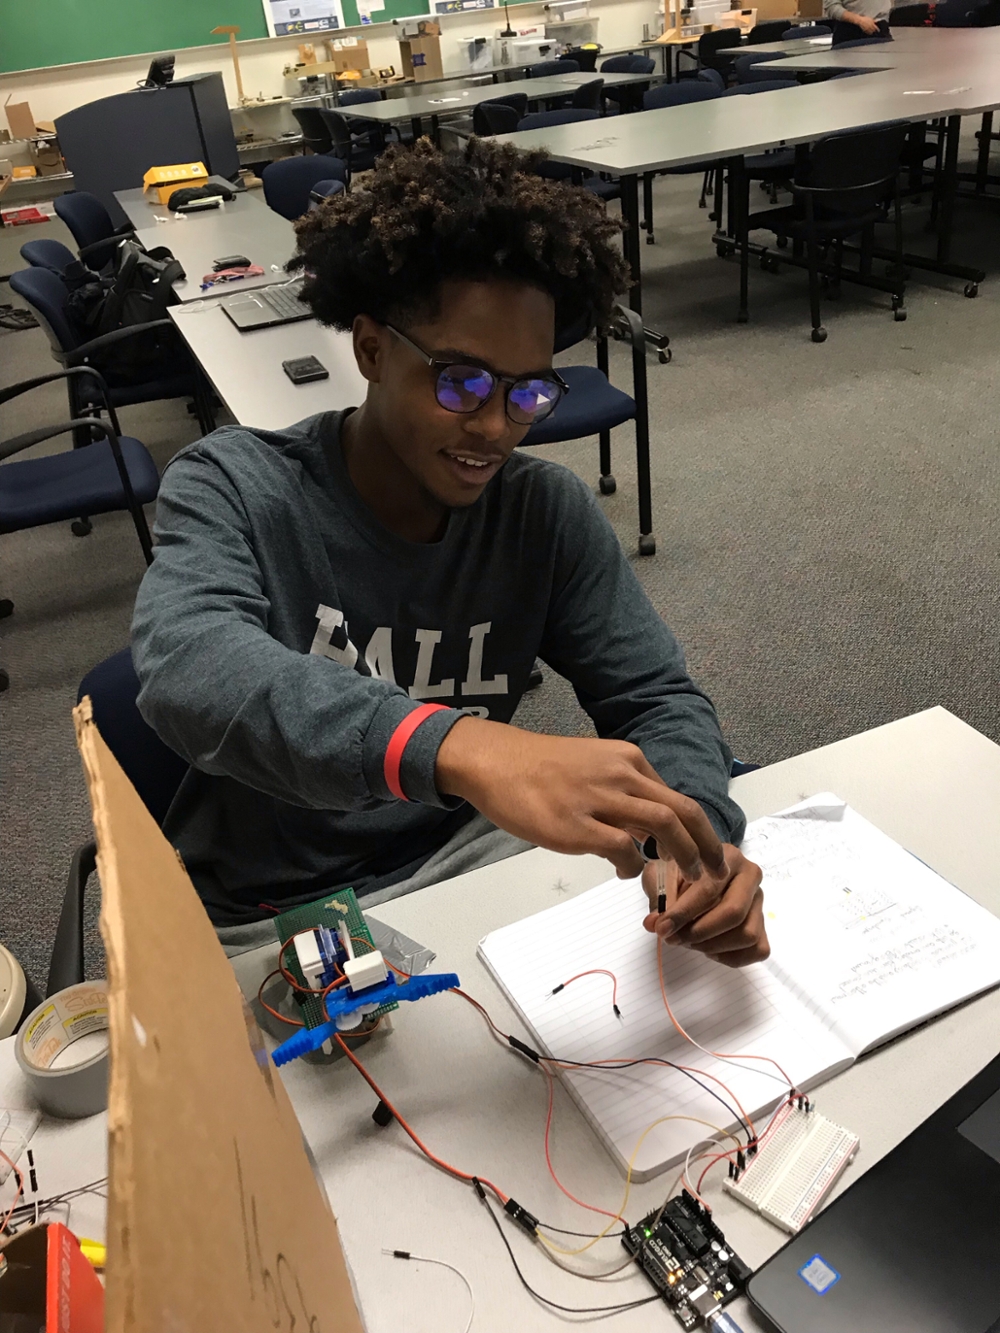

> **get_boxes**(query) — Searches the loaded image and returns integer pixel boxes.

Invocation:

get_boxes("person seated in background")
[825,0,891,44]
[131,138,767,966]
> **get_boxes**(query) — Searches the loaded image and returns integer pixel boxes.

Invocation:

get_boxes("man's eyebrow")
[430,347,556,379]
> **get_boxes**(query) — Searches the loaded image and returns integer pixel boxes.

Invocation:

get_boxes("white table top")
[339,70,656,123]
[5,705,999,1330]
[169,301,366,429]
[115,187,296,303]
[498,28,1000,174]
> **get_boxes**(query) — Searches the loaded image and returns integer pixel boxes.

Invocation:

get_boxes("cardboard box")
[4,97,37,141]
[142,160,208,204]
[714,7,757,29]
[72,699,365,1333]
[399,34,444,82]
[30,140,64,177]
[327,37,370,72]
[796,0,824,15]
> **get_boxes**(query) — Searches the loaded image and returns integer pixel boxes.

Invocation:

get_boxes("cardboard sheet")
[74,698,364,1333]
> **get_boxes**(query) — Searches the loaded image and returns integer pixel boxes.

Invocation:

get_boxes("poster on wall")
[264,0,347,36]
[434,0,495,10]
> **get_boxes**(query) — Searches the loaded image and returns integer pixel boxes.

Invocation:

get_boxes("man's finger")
[605,794,711,881]
[684,888,765,952]
[589,822,646,879]
[674,867,763,946]
[624,777,728,878]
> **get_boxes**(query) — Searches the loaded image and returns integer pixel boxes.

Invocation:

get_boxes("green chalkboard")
[1,0,269,75]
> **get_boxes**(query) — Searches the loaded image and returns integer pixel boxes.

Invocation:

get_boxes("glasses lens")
[507,377,563,425]
[436,365,496,414]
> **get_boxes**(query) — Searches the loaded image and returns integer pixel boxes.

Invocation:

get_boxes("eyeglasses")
[386,324,568,426]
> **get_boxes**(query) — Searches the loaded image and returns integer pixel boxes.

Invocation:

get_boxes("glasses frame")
[385,323,568,425]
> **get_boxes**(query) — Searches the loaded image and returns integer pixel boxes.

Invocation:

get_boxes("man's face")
[354,278,557,508]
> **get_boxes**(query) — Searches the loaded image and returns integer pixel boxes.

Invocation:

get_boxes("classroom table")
[115,186,297,303]
[168,301,366,429]
[6,706,997,1330]
[340,70,662,140]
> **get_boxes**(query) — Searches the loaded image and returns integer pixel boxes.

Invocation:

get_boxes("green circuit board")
[273,888,398,1029]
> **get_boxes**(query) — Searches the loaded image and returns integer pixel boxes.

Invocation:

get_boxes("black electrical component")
[372,1099,394,1128]
[621,1192,751,1331]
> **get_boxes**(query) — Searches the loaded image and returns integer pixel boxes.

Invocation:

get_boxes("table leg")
[937,114,961,265]
[411,116,424,142]
[735,158,749,324]
[976,112,993,195]
[620,173,671,362]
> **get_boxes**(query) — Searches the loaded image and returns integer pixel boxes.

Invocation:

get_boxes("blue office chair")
[19,239,78,274]
[520,305,654,554]
[734,51,793,82]
[697,67,727,91]
[338,87,391,164]
[600,54,654,114]
[782,20,834,36]
[528,59,580,76]
[263,154,349,220]
[516,109,620,199]
[572,78,605,111]
[640,82,722,239]
[53,191,134,272]
[8,266,214,439]
[0,369,159,695]
[747,18,793,42]
[309,178,347,210]
[48,647,190,994]
[473,97,527,136]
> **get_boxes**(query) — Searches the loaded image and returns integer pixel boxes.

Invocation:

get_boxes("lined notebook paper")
[477,795,1000,1181]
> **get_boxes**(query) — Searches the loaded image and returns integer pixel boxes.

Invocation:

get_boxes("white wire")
[383,1247,475,1333]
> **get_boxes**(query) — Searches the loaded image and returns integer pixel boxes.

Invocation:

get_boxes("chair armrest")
[0,416,118,463]
[0,366,114,417]
[77,230,135,262]
[609,302,646,353]
[60,317,180,365]
[47,842,97,996]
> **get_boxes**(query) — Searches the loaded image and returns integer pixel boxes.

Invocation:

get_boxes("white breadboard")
[723,1104,859,1233]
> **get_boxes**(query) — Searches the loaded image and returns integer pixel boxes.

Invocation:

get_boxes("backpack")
[66,239,186,381]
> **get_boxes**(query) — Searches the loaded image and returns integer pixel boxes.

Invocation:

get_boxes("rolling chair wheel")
[71,518,93,538]
[964,282,979,298]
[658,348,672,364]
[646,234,656,245]
[776,236,789,248]
[599,475,617,495]
[638,534,656,557]
[893,307,907,321]
[736,310,749,325]
[811,326,828,343]
[0,599,13,620]
[0,668,8,693]
[715,243,731,259]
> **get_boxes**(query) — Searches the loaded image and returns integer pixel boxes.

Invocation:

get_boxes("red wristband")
[384,704,450,801]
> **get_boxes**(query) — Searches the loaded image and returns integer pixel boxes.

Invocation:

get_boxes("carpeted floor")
[2,159,999,989]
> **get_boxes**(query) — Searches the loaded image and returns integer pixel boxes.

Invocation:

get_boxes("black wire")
[540,1053,754,1147]
[535,1222,627,1238]
[475,1181,660,1317]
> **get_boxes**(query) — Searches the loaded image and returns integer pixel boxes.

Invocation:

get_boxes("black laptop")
[221,281,312,331]
[748,1049,1000,1333]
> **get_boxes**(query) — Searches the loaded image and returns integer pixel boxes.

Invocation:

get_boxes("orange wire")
[0,1147,24,1234]
[657,940,798,1093]
[556,969,620,1011]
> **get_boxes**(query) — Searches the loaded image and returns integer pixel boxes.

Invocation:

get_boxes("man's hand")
[641,846,769,968]
[435,716,729,882]
[854,13,880,33]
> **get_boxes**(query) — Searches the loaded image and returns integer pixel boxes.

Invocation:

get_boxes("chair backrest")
[262,154,349,221]
[528,59,578,76]
[473,101,522,136]
[890,2,931,21]
[735,51,791,82]
[933,0,979,23]
[517,108,600,131]
[571,78,604,110]
[564,46,599,71]
[699,29,744,58]
[748,18,792,42]
[338,87,381,105]
[796,121,909,215]
[292,106,334,153]
[309,178,346,209]
[78,650,188,828]
[482,91,529,117]
[317,107,355,161]
[830,34,892,46]
[52,191,114,252]
[721,78,799,94]
[7,266,79,354]
[19,239,77,274]
[697,67,727,90]
[643,81,719,110]
[600,54,655,73]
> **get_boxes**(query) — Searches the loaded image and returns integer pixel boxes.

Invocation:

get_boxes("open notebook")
[477,794,1000,1181]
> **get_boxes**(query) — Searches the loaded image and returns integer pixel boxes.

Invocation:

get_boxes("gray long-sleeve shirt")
[824,0,890,25]
[131,411,745,924]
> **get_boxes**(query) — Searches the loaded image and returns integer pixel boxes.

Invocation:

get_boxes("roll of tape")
[14,982,109,1119]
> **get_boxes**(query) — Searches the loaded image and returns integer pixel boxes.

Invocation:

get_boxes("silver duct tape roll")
[14,982,109,1119]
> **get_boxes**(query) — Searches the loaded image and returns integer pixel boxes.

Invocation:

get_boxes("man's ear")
[352,314,386,384]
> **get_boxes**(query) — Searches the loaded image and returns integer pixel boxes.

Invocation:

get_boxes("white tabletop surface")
[169,301,366,429]
[116,187,297,303]
[7,706,997,1330]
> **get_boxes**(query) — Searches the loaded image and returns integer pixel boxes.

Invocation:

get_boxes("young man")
[824,0,891,44]
[132,138,767,964]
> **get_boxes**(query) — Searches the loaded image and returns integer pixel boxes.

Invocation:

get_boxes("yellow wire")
[537,1114,742,1257]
